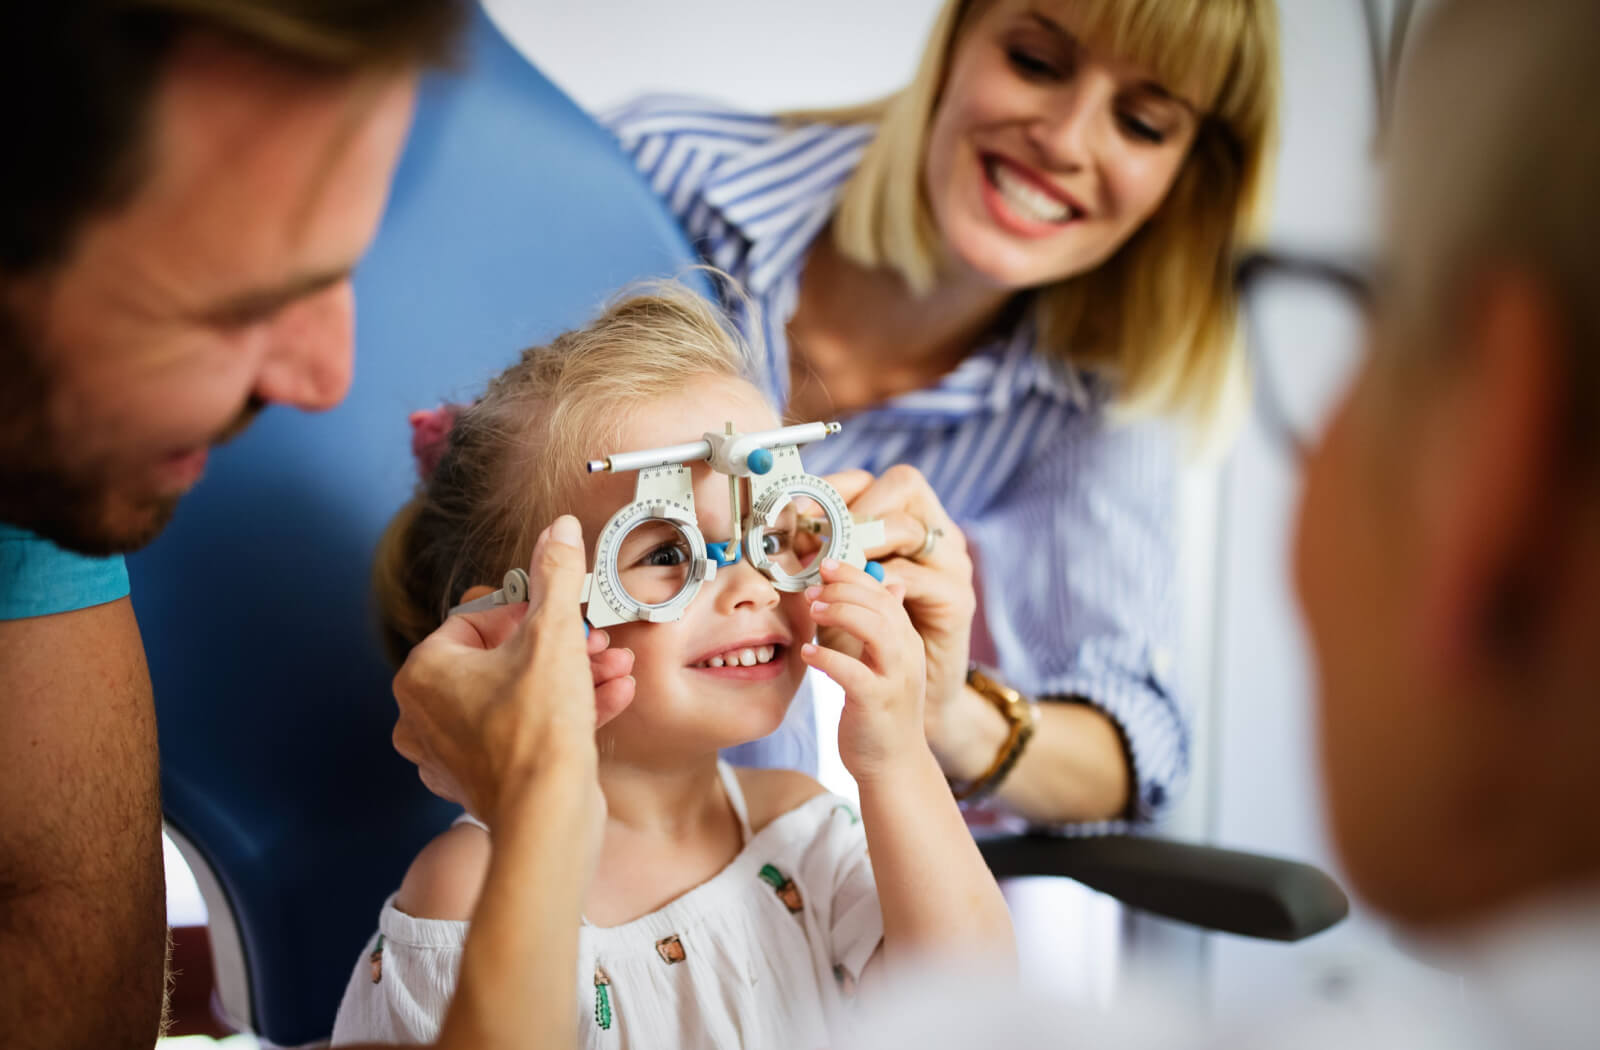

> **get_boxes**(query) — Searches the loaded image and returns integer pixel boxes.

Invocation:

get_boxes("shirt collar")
[701,121,876,294]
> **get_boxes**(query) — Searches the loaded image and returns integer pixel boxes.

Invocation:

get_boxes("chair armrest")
[978,833,1349,941]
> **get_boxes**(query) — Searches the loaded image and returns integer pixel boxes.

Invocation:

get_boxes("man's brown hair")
[1,0,467,275]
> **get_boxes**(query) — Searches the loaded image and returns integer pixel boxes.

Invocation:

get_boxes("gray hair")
[1386,0,1600,450]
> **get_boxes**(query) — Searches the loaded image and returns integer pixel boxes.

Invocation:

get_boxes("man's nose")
[252,282,356,413]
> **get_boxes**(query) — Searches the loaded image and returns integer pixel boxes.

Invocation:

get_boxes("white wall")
[485,0,943,114]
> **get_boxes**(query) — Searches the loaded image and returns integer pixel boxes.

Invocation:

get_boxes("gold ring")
[914,523,944,561]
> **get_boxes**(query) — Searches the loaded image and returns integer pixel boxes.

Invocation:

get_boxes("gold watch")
[951,664,1038,803]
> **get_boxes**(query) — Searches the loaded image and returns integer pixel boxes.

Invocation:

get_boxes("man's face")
[0,33,418,554]
[1294,308,1539,925]
[1292,348,1437,915]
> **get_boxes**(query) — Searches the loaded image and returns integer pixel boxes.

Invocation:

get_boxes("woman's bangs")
[1068,0,1247,114]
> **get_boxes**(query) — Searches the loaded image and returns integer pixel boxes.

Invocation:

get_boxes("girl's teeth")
[698,645,781,668]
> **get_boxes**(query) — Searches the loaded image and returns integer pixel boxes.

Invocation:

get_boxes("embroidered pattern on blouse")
[594,965,614,1030]
[655,934,687,965]
[758,863,804,914]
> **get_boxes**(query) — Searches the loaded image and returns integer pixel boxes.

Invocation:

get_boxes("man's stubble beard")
[0,299,245,557]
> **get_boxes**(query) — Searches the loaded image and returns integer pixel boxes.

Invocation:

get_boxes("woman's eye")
[1006,46,1060,80]
[1119,112,1167,144]
[642,543,688,568]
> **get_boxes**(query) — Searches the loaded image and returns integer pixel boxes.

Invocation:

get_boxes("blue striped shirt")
[606,95,1187,826]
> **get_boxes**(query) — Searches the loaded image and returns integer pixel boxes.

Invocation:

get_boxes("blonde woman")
[606,0,1278,826]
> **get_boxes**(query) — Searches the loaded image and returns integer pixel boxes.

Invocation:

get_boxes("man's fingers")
[446,601,530,650]
[591,646,634,685]
[392,716,424,764]
[524,515,590,630]
[595,675,636,727]
[417,764,464,808]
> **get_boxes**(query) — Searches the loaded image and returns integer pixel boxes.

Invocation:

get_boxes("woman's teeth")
[988,159,1074,224]
[697,645,777,669]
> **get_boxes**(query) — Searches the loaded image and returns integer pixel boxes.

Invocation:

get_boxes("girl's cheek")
[781,593,817,639]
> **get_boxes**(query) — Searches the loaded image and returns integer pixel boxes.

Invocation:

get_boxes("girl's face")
[578,378,815,761]
[923,0,1200,291]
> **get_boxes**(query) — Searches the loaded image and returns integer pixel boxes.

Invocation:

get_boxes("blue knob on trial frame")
[746,447,774,475]
[705,541,741,567]
[865,561,886,583]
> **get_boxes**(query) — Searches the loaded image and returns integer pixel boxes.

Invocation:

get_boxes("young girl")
[331,284,1015,1047]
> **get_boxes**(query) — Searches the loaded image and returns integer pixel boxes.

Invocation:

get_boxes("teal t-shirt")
[0,524,131,620]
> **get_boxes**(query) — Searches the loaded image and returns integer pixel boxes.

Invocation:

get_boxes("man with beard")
[1,5,630,1048]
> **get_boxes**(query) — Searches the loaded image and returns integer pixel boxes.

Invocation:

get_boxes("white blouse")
[331,763,884,1048]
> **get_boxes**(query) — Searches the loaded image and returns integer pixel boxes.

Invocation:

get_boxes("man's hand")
[391,516,633,824]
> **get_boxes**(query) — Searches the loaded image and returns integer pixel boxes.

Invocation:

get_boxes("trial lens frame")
[448,420,885,628]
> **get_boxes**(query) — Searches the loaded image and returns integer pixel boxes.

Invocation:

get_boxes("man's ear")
[458,584,496,604]
[1414,269,1567,679]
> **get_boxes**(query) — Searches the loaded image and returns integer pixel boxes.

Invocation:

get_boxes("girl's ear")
[459,584,496,604]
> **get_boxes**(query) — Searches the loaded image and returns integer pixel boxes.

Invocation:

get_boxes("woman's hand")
[391,515,634,826]
[827,466,977,753]
[800,559,928,784]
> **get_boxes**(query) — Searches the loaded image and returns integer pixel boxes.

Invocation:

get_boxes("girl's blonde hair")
[806,0,1279,432]
[373,281,760,666]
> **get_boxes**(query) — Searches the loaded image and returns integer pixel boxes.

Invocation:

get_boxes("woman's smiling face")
[923,0,1201,291]
[577,378,816,761]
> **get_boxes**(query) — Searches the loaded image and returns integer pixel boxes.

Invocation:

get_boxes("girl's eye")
[642,542,689,568]
[1006,45,1061,80]
[761,530,790,557]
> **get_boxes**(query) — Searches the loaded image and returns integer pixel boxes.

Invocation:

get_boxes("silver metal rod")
[587,439,712,474]
[739,421,839,448]
[585,421,841,475]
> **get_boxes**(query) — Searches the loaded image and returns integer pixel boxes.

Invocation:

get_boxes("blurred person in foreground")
[844,0,1600,1045]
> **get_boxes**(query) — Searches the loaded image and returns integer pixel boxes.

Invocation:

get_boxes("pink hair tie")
[409,404,461,482]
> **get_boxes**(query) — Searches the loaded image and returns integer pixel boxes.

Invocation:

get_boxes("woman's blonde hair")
[373,281,760,666]
[809,0,1279,432]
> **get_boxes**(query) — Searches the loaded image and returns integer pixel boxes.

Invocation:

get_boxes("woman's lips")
[979,153,1084,238]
